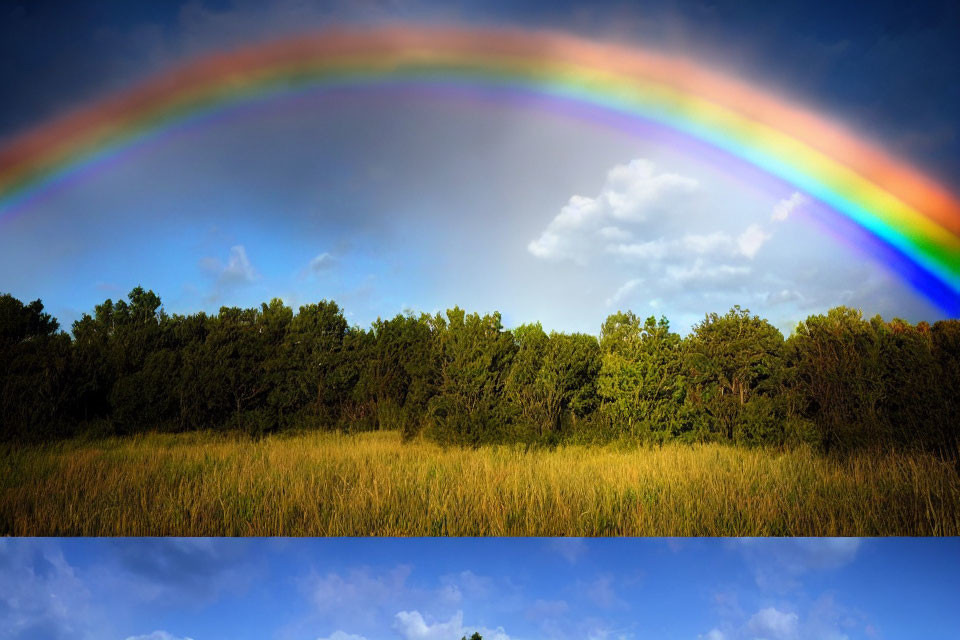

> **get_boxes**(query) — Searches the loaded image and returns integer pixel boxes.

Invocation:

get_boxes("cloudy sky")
[1,0,958,334]
[2,537,958,640]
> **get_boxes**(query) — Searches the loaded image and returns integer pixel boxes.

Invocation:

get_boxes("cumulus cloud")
[528,159,794,317]
[126,632,195,640]
[393,611,510,640]
[527,159,698,264]
[747,607,799,640]
[699,630,726,640]
[771,192,808,222]
[737,224,772,259]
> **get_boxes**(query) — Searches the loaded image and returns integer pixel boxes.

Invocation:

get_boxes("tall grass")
[2,430,957,535]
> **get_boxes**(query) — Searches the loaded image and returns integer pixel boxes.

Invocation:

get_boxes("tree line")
[1,287,958,457]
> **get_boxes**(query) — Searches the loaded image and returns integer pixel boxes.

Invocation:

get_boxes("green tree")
[427,307,517,445]
[684,306,785,444]
[598,312,685,442]
[786,306,885,451]
[0,294,72,440]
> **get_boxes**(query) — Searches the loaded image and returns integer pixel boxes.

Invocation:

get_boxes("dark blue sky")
[2,537,959,640]
[1,0,958,333]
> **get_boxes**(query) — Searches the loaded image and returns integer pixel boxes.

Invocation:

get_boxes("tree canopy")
[1,288,957,458]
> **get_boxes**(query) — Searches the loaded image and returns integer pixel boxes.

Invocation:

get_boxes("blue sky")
[1,0,958,334]
[2,537,958,640]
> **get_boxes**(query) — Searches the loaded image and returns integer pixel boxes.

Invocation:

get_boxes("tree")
[786,307,884,451]
[506,325,600,437]
[0,294,72,440]
[685,306,785,444]
[427,307,516,444]
[598,312,685,442]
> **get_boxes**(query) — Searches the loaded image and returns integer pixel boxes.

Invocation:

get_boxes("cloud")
[747,607,799,640]
[582,575,624,609]
[220,245,257,283]
[439,570,494,602]
[393,611,511,640]
[315,632,368,640]
[606,278,643,306]
[527,159,699,264]
[309,252,336,271]
[309,565,412,614]
[771,192,807,222]
[126,632,195,640]
[394,610,465,640]
[737,224,772,259]
[524,599,569,620]
[547,538,588,564]
[701,596,869,640]
[0,539,95,640]
[734,538,861,591]
[199,245,258,295]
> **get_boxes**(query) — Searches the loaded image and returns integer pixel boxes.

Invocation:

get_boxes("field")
[2,430,958,536]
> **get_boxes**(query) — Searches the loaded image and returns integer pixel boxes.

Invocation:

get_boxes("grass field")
[2,430,958,535]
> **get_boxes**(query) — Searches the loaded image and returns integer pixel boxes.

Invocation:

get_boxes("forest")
[2,287,958,457]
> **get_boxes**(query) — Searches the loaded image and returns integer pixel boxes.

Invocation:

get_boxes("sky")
[1,0,958,335]
[2,537,959,640]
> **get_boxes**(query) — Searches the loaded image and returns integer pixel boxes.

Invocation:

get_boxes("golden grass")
[2,430,958,535]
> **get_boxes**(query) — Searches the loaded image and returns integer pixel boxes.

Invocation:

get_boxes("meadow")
[2,430,958,536]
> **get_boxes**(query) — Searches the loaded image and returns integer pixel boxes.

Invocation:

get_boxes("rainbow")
[1,26,958,313]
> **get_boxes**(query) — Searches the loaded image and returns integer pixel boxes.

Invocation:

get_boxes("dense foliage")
[1,288,957,456]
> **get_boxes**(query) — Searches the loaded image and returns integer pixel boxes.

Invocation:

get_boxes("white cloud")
[220,245,256,283]
[734,538,861,591]
[702,594,869,640]
[394,610,465,640]
[771,192,807,222]
[125,632,195,640]
[606,279,643,307]
[747,607,799,640]
[737,224,772,259]
[315,632,368,640]
[310,565,412,613]
[527,159,698,263]
[200,244,257,287]
[439,570,494,601]
[528,194,606,263]
[603,159,699,221]
[664,261,751,285]
[393,610,511,640]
